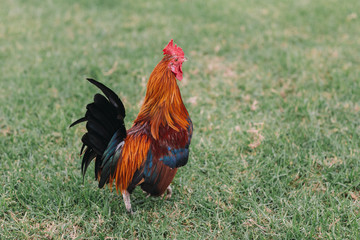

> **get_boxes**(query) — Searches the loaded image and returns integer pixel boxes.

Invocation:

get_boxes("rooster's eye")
[175,58,178,62]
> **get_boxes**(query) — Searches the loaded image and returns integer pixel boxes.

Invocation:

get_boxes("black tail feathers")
[70,78,127,180]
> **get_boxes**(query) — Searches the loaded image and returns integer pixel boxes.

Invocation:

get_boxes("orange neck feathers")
[134,58,189,139]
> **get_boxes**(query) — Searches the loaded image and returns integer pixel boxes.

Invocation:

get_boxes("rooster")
[70,40,193,213]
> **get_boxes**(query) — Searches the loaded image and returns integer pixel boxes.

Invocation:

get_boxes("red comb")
[163,39,184,57]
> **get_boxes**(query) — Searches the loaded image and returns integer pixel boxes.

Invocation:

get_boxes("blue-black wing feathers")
[140,119,193,195]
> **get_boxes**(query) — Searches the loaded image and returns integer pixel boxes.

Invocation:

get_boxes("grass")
[1,0,359,238]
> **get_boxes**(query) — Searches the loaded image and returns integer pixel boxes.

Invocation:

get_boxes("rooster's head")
[163,39,187,81]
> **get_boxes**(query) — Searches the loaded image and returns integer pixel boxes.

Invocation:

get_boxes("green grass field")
[1,0,359,238]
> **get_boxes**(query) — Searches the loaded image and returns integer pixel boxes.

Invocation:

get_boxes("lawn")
[1,0,359,239]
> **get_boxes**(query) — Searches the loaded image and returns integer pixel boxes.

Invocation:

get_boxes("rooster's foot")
[165,185,172,200]
[122,190,133,214]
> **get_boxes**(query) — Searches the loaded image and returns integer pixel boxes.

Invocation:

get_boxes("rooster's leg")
[141,189,151,198]
[165,185,172,200]
[122,190,133,214]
